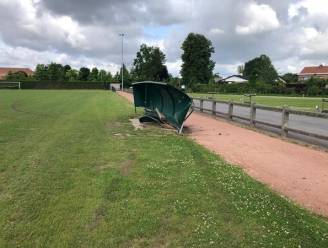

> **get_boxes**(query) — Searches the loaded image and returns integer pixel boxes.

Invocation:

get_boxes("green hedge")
[0,80,111,89]
[188,82,328,96]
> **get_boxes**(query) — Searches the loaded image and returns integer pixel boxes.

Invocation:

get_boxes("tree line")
[4,33,215,88]
[4,31,327,95]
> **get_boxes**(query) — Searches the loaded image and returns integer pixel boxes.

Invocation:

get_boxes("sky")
[0,0,328,77]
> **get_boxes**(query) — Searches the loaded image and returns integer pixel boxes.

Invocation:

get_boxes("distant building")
[298,65,328,81]
[275,76,287,84]
[110,83,121,91]
[220,75,248,84]
[0,67,34,79]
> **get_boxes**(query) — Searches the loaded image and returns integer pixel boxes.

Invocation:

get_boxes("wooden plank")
[215,111,228,116]
[287,127,328,141]
[191,97,328,141]
[250,103,256,126]
[233,102,251,107]
[255,104,282,113]
[288,109,328,119]
[281,107,289,137]
[232,115,250,121]
[228,102,233,120]
[254,120,282,129]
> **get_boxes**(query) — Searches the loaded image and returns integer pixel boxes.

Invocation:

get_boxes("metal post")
[322,98,328,113]
[250,103,256,126]
[119,33,124,92]
[200,99,204,112]
[282,106,289,137]
[212,101,216,115]
[228,101,233,120]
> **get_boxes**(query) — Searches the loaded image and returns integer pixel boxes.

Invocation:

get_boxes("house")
[0,67,34,79]
[298,65,328,81]
[275,76,287,84]
[220,75,248,84]
[110,83,121,91]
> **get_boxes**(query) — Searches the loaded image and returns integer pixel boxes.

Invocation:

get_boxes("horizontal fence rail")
[192,97,328,143]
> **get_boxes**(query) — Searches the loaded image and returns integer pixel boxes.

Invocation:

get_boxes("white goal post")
[0,81,21,89]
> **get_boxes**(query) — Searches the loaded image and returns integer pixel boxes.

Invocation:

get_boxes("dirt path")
[118,91,328,217]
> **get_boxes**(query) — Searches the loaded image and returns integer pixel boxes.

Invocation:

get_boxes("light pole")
[119,33,124,91]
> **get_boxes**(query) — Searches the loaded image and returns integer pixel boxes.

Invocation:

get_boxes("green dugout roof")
[132,81,193,133]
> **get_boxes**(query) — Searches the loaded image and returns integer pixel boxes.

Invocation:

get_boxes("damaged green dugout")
[132,81,193,133]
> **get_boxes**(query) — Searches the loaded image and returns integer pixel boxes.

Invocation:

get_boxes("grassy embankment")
[191,93,325,111]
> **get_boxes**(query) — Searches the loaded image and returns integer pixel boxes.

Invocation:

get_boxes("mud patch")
[86,205,106,231]
[130,118,144,130]
[96,163,114,171]
[119,159,134,176]
[11,102,51,117]
[106,121,123,129]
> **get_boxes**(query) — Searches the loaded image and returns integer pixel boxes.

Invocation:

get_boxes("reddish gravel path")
[119,92,328,216]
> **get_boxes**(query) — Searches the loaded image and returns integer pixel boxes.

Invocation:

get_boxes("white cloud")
[209,28,225,35]
[0,40,119,74]
[214,62,242,77]
[298,28,328,56]
[138,38,165,52]
[236,3,280,35]
[166,59,182,76]
[289,0,328,18]
[0,0,328,77]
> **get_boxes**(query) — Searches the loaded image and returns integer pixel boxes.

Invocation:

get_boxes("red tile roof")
[0,67,33,78]
[299,65,328,75]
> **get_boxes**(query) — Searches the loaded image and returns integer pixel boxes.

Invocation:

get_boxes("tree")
[78,67,90,81]
[116,64,132,88]
[98,70,106,81]
[63,65,71,81]
[65,69,78,81]
[34,64,48,80]
[281,73,298,84]
[181,33,215,86]
[63,64,71,72]
[167,75,181,88]
[243,55,278,83]
[47,63,65,81]
[305,77,327,96]
[237,65,244,75]
[89,67,99,81]
[132,44,169,81]
[5,71,28,81]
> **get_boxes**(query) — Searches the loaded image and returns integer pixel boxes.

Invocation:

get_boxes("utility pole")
[119,33,124,91]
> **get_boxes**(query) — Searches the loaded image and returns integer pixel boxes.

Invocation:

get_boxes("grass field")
[0,90,328,247]
[191,93,326,111]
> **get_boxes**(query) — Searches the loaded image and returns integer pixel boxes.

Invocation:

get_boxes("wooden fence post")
[282,106,289,137]
[250,103,256,126]
[212,101,216,115]
[228,101,233,120]
[200,99,204,112]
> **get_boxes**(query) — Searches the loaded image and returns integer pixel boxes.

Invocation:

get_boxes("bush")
[188,83,218,93]
[253,81,273,94]
[307,85,320,96]
[187,77,328,96]
[0,80,110,90]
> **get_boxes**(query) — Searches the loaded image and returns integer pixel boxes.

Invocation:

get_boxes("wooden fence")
[193,97,328,142]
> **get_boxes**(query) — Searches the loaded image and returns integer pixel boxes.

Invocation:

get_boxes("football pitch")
[0,90,327,247]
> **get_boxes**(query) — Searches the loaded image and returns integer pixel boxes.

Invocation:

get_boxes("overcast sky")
[0,0,328,76]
